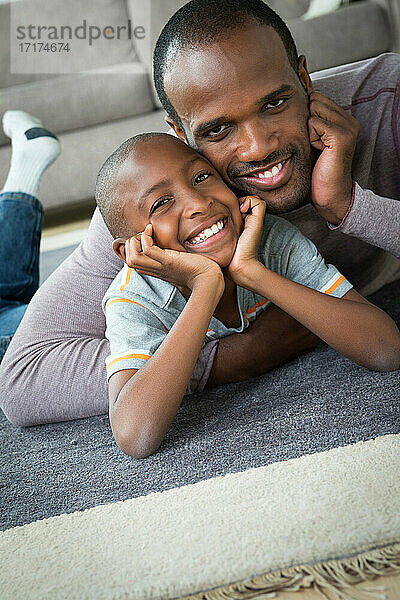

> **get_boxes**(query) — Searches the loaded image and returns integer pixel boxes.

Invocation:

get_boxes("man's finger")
[308,115,351,150]
[309,93,360,132]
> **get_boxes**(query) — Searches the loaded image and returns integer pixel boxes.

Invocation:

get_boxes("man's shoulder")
[311,53,400,107]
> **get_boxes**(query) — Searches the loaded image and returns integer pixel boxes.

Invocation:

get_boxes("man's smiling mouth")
[185,217,227,246]
[237,157,292,190]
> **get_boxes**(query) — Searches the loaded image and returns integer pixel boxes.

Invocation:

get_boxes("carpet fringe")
[180,542,400,600]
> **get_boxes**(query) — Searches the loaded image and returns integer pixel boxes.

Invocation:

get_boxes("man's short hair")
[95,132,165,239]
[153,0,299,129]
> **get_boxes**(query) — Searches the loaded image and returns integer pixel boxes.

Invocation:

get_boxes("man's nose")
[235,122,279,163]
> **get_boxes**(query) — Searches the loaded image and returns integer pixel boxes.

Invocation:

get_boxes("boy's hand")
[227,195,266,287]
[120,224,224,292]
[308,91,360,225]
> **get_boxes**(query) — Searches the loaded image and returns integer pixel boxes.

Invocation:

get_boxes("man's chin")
[262,194,309,215]
[230,178,310,214]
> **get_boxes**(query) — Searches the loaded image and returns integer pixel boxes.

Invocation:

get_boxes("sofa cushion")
[0,3,57,88]
[266,0,310,20]
[0,63,155,146]
[0,109,169,212]
[289,1,392,72]
[2,0,138,85]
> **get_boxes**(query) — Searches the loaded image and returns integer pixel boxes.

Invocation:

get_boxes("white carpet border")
[1,433,399,600]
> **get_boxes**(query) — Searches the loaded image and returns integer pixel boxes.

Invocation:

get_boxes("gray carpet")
[1,247,399,532]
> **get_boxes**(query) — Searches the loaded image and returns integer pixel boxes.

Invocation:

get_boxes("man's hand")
[118,224,224,293]
[308,91,360,225]
[227,195,266,287]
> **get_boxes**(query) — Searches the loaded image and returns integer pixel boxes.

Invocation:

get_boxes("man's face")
[165,24,314,214]
[116,137,244,268]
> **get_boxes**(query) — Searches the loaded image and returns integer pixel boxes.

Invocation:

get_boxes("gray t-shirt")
[103,215,352,387]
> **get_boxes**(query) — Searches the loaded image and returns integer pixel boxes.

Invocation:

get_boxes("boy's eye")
[150,197,170,215]
[194,171,212,184]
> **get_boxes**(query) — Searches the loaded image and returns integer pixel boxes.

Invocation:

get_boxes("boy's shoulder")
[102,264,176,310]
[259,212,302,252]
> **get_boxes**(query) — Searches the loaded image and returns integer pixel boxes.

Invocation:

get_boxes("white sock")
[1,110,61,196]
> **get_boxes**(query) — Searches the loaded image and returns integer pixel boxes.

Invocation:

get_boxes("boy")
[96,132,400,459]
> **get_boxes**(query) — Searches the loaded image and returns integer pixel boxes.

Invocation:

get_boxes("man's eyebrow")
[193,84,295,137]
[258,84,295,105]
[194,117,227,138]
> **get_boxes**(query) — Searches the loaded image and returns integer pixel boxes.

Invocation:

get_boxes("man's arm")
[0,210,322,428]
[327,182,400,258]
[307,90,400,258]
[206,304,320,388]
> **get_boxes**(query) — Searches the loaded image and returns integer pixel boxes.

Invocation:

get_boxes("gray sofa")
[0,0,398,216]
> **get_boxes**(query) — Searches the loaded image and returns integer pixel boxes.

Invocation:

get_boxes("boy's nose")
[183,195,213,218]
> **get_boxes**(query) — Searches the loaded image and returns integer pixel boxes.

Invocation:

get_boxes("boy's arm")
[243,266,400,372]
[229,197,400,373]
[108,227,224,459]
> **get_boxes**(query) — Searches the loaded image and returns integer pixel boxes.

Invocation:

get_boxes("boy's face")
[116,137,244,268]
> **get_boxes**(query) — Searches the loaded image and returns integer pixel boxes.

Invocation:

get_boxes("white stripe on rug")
[1,433,399,600]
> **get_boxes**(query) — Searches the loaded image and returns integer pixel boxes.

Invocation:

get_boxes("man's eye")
[264,98,285,110]
[206,125,226,137]
[194,171,212,184]
[150,197,170,214]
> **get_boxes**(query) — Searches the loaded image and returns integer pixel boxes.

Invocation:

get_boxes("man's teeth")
[253,162,283,179]
[189,219,225,244]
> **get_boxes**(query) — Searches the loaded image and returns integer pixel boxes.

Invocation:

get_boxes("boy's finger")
[141,233,165,265]
[244,196,266,221]
[239,197,251,214]
[127,235,143,255]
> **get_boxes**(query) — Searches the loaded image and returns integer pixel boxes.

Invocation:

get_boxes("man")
[1,0,399,426]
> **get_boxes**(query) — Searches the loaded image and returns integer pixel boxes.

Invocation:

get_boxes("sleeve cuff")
[327,181,356,231]
[185,340,219,395]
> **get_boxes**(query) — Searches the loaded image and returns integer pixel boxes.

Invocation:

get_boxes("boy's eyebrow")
[193,84,295,137]
[138,179,170,211]
[137,155,206,211]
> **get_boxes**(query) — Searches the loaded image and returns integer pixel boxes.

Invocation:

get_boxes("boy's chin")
[209,251,235,270]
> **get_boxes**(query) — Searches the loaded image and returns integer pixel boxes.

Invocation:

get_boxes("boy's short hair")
[95,132,169,239]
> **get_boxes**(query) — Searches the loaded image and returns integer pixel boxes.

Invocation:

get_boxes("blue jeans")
[0,192,43,363]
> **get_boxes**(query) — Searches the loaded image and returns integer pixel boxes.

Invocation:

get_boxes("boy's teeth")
[189,219,225,244]
[256,162,283,178]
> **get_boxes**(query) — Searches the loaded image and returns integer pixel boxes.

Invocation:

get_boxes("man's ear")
[112,238,127,264]
[165,115,187,142]
[298,55,313,95]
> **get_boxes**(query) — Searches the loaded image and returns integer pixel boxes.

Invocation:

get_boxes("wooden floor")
[274,572,400,599]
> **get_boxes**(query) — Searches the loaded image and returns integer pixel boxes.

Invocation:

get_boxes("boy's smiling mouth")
[185,217,228,247]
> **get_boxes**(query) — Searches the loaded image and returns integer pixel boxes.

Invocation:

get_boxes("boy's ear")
[165,115,187,143]
[112,238,127,263]
[298,55,313,95]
